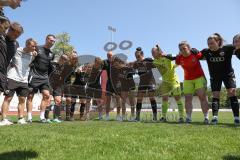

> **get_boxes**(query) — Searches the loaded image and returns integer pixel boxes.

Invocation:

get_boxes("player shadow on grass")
[222,154,240,160]
[142,121,238,128]
[0,150,38,160]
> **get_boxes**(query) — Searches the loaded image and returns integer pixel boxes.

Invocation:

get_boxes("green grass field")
[0,112,240,160]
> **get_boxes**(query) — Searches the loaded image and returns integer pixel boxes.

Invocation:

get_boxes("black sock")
[212,98,220,117]
[70,102,76,117]
[80,103,85,116]
[150,100,157,114]
[136,103,142,115]
[53,105,61,119]
[229,96,239,117]
[66,105,71,118]
[45,105,51,119]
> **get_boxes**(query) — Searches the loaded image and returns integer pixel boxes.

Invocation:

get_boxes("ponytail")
[135,47,144,55]
[208,33,224,47]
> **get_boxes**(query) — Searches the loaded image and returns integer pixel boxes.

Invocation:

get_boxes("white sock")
[27,112,32,120]
[98,112,102,118]
[131,107,135,115]
[234,117,239,121]
[204,113,209,119]
[40,111,45,120]
[187,113,192,119]
[213,116,218,119]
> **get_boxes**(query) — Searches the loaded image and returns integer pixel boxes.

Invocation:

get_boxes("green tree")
[236,88,240,99]
[52,32,74,56]
[207,87,231,109]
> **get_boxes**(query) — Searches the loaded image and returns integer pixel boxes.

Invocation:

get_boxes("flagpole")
[108,26,116,51]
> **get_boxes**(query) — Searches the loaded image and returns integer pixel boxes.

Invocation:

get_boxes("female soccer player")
[86,57,104,120]
[199,33,240,125]
[166,41,209,124]
[132,47,157,121]
[110,57,135,121]
[152,45,184,123]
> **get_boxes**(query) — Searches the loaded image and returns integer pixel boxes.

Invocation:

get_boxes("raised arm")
[0,0,21,9]
[235,49,240,60]
[233,34,240,60]
[163,54,177,61]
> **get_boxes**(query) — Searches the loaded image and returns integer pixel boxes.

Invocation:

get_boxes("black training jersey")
[0,34,7,75]
[133,58,155,86]
[201,45,239,79]
[29,45,54,80]
[235,49,240,59]
[73,71,89,86]
[87,67,102,87]
[6,36,19,67]
[119,66,135,91]
[102,59,111,79]
[49,63,75,89]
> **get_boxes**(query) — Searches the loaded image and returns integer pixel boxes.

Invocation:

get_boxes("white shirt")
[7,47,34,83]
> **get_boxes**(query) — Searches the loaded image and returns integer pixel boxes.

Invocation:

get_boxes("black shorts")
[106,81,117,96]
[120,79,135,92]
[52,87,63,97]
[29,77,51,94]
[64,85,86,98]
[86,85,102,99]
[138,85,155,92]
[210,73,236,92]
[0,72,7,92]
[4,79,29,97]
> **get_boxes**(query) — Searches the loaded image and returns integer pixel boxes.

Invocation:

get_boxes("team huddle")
[1,0,240,126]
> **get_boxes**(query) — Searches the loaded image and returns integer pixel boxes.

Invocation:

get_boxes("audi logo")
[209,57,225,62]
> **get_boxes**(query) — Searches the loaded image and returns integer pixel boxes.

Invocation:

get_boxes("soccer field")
[0,112,240,160]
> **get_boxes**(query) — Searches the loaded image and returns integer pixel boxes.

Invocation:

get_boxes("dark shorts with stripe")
[0,72,7,92]
[86,84,102,99]
[29,77,51,94]
[4,79,29,97]
[210,72,236,92]
[64,84,86,98]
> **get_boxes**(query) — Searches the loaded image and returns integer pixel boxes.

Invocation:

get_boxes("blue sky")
[4,0,240,87]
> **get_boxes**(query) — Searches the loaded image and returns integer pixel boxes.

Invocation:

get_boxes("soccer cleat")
[85,113,90,121]
[203,118,209,125]
[135,115,140,122]
[27,119,32,123]
[98,116,103,120]
[152,114,157,122]
[0,119,13,126]
[65,116,71,121]
[129,115,135,122]
[46,119,53,123]
[122,115,127,121]
[178,118,184,123]
[159,117,167,123]
[135,112,141,122]
[116,115,122,122]
[18,118,27,125]
[40,119,47,123]
[211,118,218,125]
[185,118,192,124]
[105,114,110,121]
[79,114,85,121]
[234,119,240,126]
[52,119,62,123]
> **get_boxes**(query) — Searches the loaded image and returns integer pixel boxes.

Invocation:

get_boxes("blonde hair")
[25,38,37,47]
[9,22,24,33]
[233,34,240,45]
[207,33,224,47]
[178,41,191,50]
